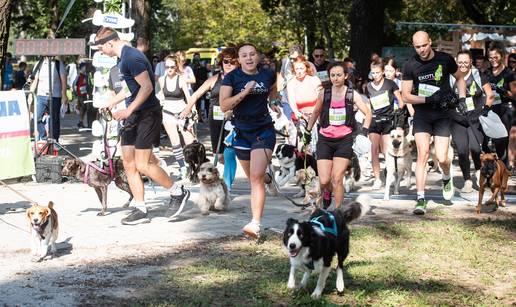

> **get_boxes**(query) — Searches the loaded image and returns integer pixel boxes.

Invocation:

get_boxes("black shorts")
[369,118,393,135]
[316,134,353,160]
[413,109,451,137]
[121,105,162,149]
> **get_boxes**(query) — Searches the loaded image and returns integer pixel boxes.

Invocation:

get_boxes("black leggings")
[451,120,483,180]
[209,118,227,154]
[483,104,512,163]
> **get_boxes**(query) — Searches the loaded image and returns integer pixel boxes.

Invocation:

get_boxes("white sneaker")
[461,179,473,193]
[92,9,135,28]
[372,178,382,190]
[179,166,188,180]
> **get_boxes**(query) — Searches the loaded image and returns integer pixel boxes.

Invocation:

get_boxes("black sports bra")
[163,76,184,100]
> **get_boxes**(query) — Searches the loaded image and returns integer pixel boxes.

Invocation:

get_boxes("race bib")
[79,85,87,95]
[329,107,346,126]
[121,80,131,98]
[418,84,440,97]
[493,92,502,105]
[370,91,390,110]
[212,105,224,121]
[315,71,329,82]
[466,97,475,112]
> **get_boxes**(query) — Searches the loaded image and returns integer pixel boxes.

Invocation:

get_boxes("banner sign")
[0,90,35,180]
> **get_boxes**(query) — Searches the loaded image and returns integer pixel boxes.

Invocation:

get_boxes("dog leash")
[0,180,39,205]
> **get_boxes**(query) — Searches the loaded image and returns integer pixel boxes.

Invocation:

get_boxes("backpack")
[319,86,356,129]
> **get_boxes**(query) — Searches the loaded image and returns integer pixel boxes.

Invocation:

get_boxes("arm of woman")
[156,76,165,102]
[286,82,301,117]
[394,89,404,109]
[220,81,255,112]
[482,83,495,107]
[190,75,217,103]
[354,90,372,129]
[307,90,324,131]
[180,76,194,119]
[407,103,415,117]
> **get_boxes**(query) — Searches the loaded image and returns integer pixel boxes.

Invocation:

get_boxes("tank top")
[209,73,224,121]
[163,75,184,101]
[319,87,354,140]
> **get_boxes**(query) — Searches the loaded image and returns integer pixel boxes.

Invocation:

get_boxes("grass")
[110,218,515,306]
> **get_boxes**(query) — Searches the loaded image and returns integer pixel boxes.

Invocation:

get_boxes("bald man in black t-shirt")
[401,31,467,215]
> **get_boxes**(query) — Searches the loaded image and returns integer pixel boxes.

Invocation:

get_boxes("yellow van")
[185,48,220,66]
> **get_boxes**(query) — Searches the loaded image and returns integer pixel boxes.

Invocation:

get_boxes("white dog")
[384,130,413,200]
[197,162,230,215]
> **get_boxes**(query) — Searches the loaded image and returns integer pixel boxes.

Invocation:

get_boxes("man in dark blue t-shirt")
[93,27,189,225]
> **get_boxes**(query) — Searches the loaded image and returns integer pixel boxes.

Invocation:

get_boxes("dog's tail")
[336,194,370,223]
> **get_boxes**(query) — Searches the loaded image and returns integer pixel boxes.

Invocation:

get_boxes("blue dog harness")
[310,210,338,236]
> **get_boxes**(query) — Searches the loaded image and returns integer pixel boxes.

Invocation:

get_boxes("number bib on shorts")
[212,105,224,121]
[370,91,390,110]
[465,97,475,112]
[493,92,502,105]
[417,84,440,97]
[329,107,346,126]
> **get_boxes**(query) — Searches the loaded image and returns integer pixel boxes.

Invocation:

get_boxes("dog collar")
[33,219,49,240]
[310,211,338,236]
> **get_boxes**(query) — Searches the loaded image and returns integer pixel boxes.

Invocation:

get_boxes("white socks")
[417,191,425,200]
[169,183,182,196]
[134,201,147,213]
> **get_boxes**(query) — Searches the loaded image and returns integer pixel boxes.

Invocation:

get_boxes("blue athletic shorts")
[233,126,276,160]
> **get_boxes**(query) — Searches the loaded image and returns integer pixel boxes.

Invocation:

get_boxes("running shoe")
[442,177,454,201]
[461,179,473,193]
[242,220,261,239]
[121,208,150,225]
[413,198,428,215]
[167,186,190,220]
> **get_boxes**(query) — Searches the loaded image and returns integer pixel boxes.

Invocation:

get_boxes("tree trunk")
[132,0,151,55]
[48,0,59,38]
[318,0,334,59]
[349,0,386,79]
[0,0,14,89]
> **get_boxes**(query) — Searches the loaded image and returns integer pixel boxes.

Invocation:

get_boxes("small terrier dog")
[197,162,230,215]
[295,167,321,207]
[26,202,59,262]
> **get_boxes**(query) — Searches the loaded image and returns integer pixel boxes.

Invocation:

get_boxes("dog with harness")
[283,194,370,299]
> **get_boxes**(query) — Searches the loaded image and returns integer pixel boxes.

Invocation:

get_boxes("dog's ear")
[286,218,297,226]
[47,201,54,209]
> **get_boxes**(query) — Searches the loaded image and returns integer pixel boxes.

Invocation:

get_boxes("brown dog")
[61,157,133,216]
[477,153,510,214]
[27,202,59,262]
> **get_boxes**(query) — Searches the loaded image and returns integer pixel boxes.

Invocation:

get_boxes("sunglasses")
[166,65,176,69]
[223,59,236,65]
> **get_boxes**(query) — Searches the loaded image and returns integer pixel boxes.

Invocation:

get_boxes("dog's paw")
[310,290,322,299]
[122,202,130,208]
[96,211,106,216]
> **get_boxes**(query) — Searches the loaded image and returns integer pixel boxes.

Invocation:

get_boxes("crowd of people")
[3,28,515,236]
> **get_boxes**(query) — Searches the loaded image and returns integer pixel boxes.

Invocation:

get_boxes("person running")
[304,62,372,209]
[189,47,239,192]
[286,55,322,152]
[219,43,278,239]
[366,61,404,189]
[450,50,494,192]
[157,54,195,179]
[384,57,414,128]
[93,27,190,224]
[485,42,515,166]
[401,31,467,215]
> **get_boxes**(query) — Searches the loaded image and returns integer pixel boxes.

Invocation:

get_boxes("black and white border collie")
[283,194,370,299]
[274,143,317,188]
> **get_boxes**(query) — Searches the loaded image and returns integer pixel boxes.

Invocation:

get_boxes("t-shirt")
[222,67,276,129]
[366,79,399,117]
[402,50,458,112]
[14,70,26,90]
[108,65,124,94]
[118,45,159,111]
[451,71,488,120]
[35,59,65,97]
[485,67,515,106]
[286,75,321,111]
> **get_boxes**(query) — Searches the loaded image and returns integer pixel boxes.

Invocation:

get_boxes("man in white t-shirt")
[30,57,68,142]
